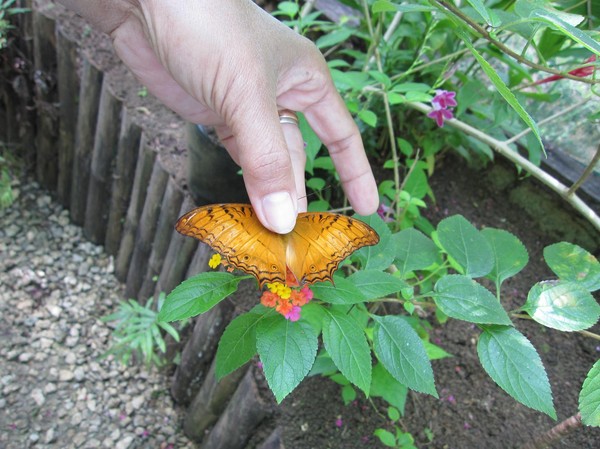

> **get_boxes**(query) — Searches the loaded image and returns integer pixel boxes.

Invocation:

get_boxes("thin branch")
[406,101,600,232]
[505,97,590,145]
[568,143,600,196]
[436,0,599,85]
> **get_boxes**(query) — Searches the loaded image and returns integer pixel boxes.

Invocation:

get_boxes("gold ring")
[278,109,299,126]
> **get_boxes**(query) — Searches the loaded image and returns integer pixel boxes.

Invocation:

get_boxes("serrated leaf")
[437,215,494,277]
[482,228,529,287]
[372,315,437,397]
[256,316,318,403]
[370,363,408,413]
[158,272,245,322]
[523,281,600,331]
[544,242,600,292]
[354,213,394,270]
[478,325,556,419]
[393,228,440,275]
[323,308,372,395]
[311,275,367,304]
[579,359,600,426]
[215,312,264,379]
[434,275,512,325]
[347,270,407,300]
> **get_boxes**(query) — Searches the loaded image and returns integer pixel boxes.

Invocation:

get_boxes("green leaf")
[354,214,395,271]
[478,325,556,419]
[347,270,407,300]
[372,315,437,397]
[530,9,600,56]
[368,70,392,88]
[374,428,396,447]
[322,308,372,395]
[372,1,435,13]
[482,228,529,287]
[299,113,322,175]
[341,384,357,404]
[358,109,378,127]
[544,242,600,292]
[437,215,494,277]
[393,228,440,275]
[522,281,600,332]
[306,177,326,191]
[215,312,264,379]
[158,272,245,322]
[370,363,408,413]
[434,275,512,325]
[579,359,600,426]
[465,0,499,26]
[316,28,353,49]
[456,29,544,151]
[330,69,370,91]
[388,406,400,421]
[423,340,453,360]
[256,316,318,403]
[311,275,367,304]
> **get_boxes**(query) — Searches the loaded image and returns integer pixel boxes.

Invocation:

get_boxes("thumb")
[231,103,299,234]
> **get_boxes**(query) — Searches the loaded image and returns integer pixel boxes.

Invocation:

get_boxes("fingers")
[303,84,379,216]
[225,101,300,235]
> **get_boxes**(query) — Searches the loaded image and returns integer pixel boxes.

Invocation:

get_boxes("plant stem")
[504,97,591,145]
[406,101,600,231]
[436,0,599,85]
[518,413,583,449]
[567,142,600,197]
[511,313,600,340]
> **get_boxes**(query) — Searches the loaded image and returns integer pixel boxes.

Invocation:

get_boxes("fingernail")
[262,191,296,234]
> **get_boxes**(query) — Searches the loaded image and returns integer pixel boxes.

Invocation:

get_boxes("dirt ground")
[6,2,600,448]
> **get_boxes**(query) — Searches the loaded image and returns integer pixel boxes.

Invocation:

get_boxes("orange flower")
[275,298,294,316]
[290,289,308,306]
[260,291,279,308]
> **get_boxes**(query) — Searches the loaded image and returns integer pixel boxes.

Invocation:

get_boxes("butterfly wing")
[287,212,380,285]
[175,204,287,287]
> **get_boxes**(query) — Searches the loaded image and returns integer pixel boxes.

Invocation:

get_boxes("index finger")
[303,85,379,216]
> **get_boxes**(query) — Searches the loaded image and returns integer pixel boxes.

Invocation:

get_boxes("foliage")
[0,150,15,209]
[0,0,28,49]
[103,293,181,368]
[159,212,600,426]
[281,0,600,230]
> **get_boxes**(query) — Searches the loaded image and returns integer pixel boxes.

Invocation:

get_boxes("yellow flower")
[208,253,222,269]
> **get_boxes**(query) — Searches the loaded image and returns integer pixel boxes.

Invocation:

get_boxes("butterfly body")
[176,204,379,288]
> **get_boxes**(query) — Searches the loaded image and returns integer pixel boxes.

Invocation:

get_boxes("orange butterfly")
[175,204,380,288]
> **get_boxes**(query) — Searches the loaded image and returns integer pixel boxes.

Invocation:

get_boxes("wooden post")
[170,300,234,405]
[137,177,184,300]
[114,135,156,281]
[183,360,248,440]
[83,82,123,243]
[200,368,270,449]
[185,242,213,278]
[32,8,58,191]
[104,109,143,255]
[124,159,169,299]
[256,428,284,449]
[152,197,198,297]
[56,23,80,208]
[71,57,103,225]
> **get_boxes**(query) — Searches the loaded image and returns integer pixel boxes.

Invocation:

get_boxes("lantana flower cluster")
[261,282,314,322]
[207,253,314,321]
[427,89,457,127]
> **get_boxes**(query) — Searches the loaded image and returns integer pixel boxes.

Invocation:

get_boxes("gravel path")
[0,179,195,449]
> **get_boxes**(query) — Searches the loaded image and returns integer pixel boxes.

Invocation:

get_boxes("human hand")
[58,0,379,233]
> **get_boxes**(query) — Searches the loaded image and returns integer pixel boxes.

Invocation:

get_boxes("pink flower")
[535,55,596,84]
[335,417,343,428]
[284,305,302,322]
[427,106,454,127]
[300,286,313,302]
[257,361,264,370]
[432,90,457,109]
[377,203,394,222]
